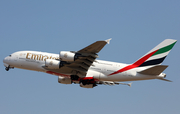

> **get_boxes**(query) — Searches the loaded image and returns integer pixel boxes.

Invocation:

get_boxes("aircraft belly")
[15,62,45,71]
[43,67,73,75]
[98,73,156,82]
[12,59,45,71]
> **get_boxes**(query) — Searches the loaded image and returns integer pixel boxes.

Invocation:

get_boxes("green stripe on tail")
[152,41,177,56]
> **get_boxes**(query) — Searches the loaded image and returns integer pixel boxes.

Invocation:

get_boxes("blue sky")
[0,0,180,114]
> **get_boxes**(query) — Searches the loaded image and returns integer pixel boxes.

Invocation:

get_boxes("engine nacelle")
[45,59,60,69]
[59,51,77,61]
[58,76,72,84]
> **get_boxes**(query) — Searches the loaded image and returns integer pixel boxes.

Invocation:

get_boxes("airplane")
[3,39,177,88]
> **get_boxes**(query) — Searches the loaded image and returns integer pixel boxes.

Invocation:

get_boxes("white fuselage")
[3,51,164,82]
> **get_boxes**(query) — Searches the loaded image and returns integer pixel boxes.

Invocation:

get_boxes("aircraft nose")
[3,57,7,63]
[3,56,11,67]
[3,56,11,64]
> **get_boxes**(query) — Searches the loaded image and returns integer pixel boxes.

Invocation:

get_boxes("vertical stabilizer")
[109,39,177,76]
[133,39,177,67]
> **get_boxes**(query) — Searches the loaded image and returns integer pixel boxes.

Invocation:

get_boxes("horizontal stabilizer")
[157,78,172,82]
[138,65,168,75]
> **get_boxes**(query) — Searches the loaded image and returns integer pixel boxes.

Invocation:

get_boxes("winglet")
[105,38,112,44]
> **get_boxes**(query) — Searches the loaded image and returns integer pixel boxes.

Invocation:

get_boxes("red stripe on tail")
[108,50,158,76]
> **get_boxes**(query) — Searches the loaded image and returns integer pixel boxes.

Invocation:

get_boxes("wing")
[68,38,112,76]
[78,38,112,54]
[44,39,112,77]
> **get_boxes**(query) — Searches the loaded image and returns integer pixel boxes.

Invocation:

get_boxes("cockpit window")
[9,55,11,57]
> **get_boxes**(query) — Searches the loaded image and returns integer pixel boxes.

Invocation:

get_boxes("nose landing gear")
[5,67,9,71]
[5,66,14,71]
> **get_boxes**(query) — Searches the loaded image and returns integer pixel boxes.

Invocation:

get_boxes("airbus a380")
[3,39,177,88]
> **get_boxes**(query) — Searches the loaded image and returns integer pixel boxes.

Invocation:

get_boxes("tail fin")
[133,39,177,67]
[108,39,177,76]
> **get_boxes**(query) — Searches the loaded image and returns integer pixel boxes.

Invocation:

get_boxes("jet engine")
[59,51,80,61]
[45,59,60,69]
[58,76,72,84]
